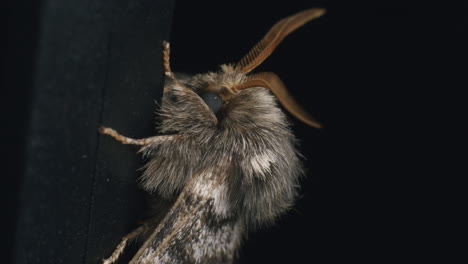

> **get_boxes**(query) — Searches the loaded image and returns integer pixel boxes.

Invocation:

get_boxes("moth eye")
[200,92,222,113]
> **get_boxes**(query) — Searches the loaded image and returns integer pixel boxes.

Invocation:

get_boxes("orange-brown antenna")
[235,8,325,73]
[233,72,322,128]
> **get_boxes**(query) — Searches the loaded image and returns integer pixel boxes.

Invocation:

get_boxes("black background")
[3,0,464,263]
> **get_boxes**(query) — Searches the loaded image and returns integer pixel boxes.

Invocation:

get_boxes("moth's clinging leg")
[102,225,147,264]
[99,126,177,146]
[162,41,190,91]
[162,41,176,79]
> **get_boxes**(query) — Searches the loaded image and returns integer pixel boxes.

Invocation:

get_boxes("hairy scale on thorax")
[99,8,325,264]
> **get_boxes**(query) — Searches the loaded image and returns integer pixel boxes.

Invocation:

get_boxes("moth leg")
[102,225,147,264]
[162,41,190,91]
[99,126,177,146]
[162,41,176,80]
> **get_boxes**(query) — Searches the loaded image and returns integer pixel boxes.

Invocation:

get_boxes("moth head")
[162,8,325,131]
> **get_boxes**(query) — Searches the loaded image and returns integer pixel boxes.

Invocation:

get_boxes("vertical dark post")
[13,1,175,263]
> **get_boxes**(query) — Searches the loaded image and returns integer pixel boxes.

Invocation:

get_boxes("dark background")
[2,0,464,263]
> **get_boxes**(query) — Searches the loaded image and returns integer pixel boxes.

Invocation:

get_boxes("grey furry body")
[132,66,303,263]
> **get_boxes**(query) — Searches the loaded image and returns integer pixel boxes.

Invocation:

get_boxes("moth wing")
[130,165,241,264]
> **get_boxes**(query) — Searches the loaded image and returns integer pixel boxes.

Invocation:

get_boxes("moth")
[99,8,325,264]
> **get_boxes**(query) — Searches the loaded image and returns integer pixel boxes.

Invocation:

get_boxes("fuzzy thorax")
[140,65,303,227]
